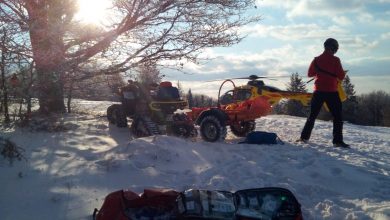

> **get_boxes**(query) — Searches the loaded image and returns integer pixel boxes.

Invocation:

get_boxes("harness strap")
[314,58,338,78]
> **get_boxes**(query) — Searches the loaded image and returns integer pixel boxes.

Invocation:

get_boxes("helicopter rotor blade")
[204,79,226,82]
[206,74,280,82]
[230,74,273,80]
[206,75,268,82]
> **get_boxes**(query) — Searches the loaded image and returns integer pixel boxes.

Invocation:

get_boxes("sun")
[75,0,112,25]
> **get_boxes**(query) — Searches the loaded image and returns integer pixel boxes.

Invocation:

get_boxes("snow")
[1,100,389,220]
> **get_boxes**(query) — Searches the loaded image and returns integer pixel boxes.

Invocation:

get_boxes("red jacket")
[308,51,345,92]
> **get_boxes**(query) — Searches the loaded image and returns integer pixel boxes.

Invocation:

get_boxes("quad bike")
[107,81,197,138]
[187,75,312,142]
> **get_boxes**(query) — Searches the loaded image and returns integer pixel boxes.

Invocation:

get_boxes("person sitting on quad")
[119,80,140,116]
[149,82,160,99]
[156,81,180,101]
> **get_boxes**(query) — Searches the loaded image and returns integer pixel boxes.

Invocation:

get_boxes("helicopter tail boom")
[259,90,312,106]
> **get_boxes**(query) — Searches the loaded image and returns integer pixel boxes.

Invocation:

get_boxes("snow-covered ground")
[0,100,389,220]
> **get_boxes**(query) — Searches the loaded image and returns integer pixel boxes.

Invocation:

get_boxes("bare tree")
[0,17,31,122]
[176,81,184,97]
[187,88,194,108]
[1,0,260,113]
[136,61,163,86]
[0,29,10,122]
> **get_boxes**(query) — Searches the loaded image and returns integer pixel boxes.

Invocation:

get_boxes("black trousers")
[301,91,343,143]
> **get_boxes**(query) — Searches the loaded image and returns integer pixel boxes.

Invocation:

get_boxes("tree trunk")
[1,34,10,122]
[26,95,31,116]
[36,71,66,113]
[26,65,34,116]
[66,81,74,113]
[26,1,66,114]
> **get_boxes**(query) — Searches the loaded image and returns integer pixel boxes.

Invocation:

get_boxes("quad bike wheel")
[199,115,227,142]
[107,104,117,123]
[107,104,127,127]
[230,120,256,137]
[169,113,198,138]
[171,123,198,138]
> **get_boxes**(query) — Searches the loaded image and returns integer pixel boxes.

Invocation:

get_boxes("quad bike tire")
[230,120,256,137]
[199,115,227,142]
[171,123,198,138]
[107,104,127,127]
[168,113,197,138]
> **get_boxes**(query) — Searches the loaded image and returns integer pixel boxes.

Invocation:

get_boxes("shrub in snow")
[0,137,26,165]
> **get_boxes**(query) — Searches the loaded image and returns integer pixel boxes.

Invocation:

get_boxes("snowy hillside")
[0,100,389,220]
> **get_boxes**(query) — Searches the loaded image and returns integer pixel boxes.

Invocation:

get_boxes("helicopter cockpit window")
[220,90,234,105]
[235,89,252,101]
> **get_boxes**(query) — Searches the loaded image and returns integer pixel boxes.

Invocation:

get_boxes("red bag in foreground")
[94,188,179,220]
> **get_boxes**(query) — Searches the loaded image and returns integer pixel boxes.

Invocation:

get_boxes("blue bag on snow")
[239,131,283,145]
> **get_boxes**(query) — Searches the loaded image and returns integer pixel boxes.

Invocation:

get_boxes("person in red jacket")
[298,38,349,148]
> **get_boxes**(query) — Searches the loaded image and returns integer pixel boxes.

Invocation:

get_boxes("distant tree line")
[273,73,390,127]
[186,89,217,108]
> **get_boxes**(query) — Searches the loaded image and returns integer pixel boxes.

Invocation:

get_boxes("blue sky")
[165,0,390,96]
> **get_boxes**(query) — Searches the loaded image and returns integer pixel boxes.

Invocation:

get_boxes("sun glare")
[75,0,112,25]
